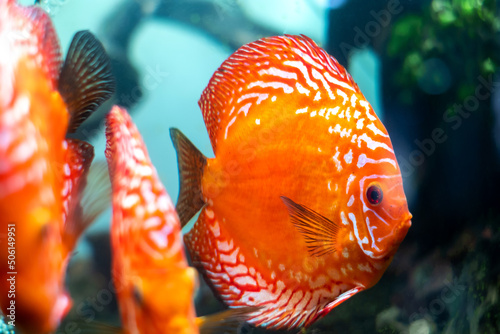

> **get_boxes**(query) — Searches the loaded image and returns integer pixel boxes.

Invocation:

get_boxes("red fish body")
[0,1,113,332]
[171,35,412,330]
[106,106,200,334]
[105,106,254,334]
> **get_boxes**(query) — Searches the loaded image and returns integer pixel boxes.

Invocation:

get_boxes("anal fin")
[318,286,363,318]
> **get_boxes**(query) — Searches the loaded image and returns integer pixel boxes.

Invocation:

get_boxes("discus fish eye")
[366,183,383,205]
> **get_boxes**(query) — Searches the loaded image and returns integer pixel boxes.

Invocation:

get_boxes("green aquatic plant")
[387,0,500,104]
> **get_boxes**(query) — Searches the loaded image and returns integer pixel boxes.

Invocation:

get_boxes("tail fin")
[197,307,260,334]
[170,128,207,227]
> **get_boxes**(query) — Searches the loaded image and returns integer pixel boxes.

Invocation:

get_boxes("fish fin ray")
[318,286,363,317]
[78,160,111,229]
[59,30,115,133]
[62,138,94,249]
[23,5,62,87]
[170,128,207,227]
[280,196,340,257]
[64,156,110,250]
[198,307,260,334]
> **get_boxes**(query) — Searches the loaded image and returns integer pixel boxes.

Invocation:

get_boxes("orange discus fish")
[104,106,255,334]
[170,34,412,330]
[0,0,114,332]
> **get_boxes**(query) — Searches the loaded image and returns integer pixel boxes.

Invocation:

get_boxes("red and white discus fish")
[0,0,113,332]
[104,106,255,334]
[170,34,412,330]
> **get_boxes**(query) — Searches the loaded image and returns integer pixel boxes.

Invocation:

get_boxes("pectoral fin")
[280,196,341,257]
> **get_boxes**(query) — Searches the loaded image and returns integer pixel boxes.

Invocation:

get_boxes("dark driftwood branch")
[153,0,277,50]
[71,0,277,141]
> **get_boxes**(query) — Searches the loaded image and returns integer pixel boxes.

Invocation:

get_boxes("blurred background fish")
[0,0,113,332]
[103,105,255,334]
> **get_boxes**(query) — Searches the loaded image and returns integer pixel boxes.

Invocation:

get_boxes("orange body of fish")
[171,34,412,330]
[0,1,113,332]
[105,106,200,334]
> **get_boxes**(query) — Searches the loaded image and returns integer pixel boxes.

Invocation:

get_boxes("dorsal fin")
[3,1,62,89]
[25,5,62,88]
[198,34,358,152]
[59,30,115,133]
[280,196,341,257]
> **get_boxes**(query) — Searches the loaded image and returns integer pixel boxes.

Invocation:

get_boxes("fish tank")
[4,0,500,333]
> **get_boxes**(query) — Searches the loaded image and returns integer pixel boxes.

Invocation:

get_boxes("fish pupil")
[367,184,383,205]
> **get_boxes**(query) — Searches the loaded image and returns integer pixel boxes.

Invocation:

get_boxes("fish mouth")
[403,212,412,228]
[370,215,412,260]
[396,214,412,240]
[403,212,413,228]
